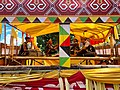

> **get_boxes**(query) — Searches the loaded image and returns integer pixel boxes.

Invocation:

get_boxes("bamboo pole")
[4,23,6,65]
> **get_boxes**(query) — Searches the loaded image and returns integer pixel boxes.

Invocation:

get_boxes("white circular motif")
[27,0,36,11]
[5,0,14,10]
[69,0,79,11]
[37,0,46,10]
[59,0,68,11]
[58,0,79,12]
[0,0,16,12]
[89,0,111,12]
[90,0,99,10]
[26,0,47,12]
[100,0,109,10]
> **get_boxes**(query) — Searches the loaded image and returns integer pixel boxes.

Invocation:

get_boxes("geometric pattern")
[0,0,119,15]
[59,24,70,67]
[1,16,120,23]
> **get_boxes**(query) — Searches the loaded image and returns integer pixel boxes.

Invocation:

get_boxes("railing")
[0,43,120,65]
[1,43,120,56]
[95,44,120,56]
[0,56,119,65]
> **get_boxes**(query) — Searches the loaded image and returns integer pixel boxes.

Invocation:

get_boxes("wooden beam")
[12,56,120,60]
[0,65,119,74]
[13,56,59,60]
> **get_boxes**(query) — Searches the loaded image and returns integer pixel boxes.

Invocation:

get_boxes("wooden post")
[102,44,104,55]
[115,44,118,57]
[16,39,18,56]
[0,24,2,56]
[110,28,114,56]
[0,43,2,56]
[22,32,24,44]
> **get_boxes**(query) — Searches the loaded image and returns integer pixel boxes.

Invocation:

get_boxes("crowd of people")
[70,37,96,57]
[19,36,96,57]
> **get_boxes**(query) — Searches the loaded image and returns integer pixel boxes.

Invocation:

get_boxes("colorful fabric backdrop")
[0,0,119,15]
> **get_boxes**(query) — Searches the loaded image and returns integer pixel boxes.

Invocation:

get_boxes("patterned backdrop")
[0,0,120,15]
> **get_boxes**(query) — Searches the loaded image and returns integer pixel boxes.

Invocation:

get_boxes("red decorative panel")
[0,0,120,15]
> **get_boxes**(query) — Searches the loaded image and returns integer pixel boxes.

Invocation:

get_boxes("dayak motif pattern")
[59,24,70,67]
[1,16,120,23]
[0,0,120,15]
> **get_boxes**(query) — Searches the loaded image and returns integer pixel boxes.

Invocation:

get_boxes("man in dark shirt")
[19,37,31,56]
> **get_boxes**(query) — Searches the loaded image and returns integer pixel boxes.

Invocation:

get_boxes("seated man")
[45,39,58,56]
[18,37,42,65]
[19,37,31,56]
[77,37,96,57]
[71,38,80,55]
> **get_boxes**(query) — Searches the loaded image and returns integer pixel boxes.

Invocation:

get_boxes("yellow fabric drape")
[44,60,59,66]
[110,34,116,48]
[59,77,64,90]
[65,78,70,90]
[0,23,2,34]
[93,81,97,90]
[31,36,40,50]
[11,23,118,39]
[86,79,93,90]
[114,26,119,39]
[96,82,105,90]
[11,27,17,39]
[0,69,120,89]
[81,68,120,84]
[113,84,119,90]
[82,68,120,90]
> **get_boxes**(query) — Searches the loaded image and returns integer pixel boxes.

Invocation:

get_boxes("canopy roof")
[10,23,118,39]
